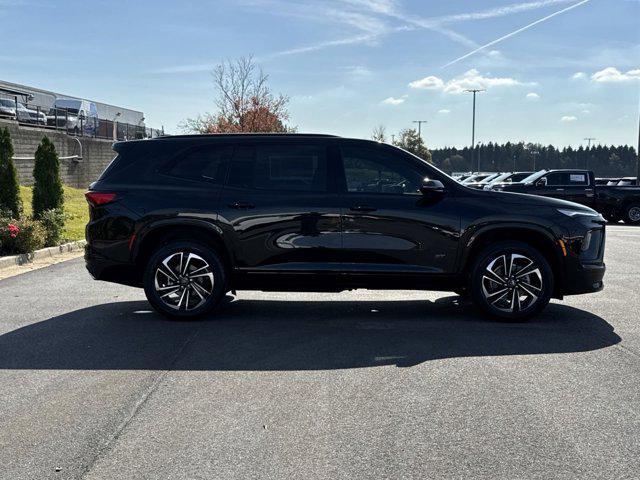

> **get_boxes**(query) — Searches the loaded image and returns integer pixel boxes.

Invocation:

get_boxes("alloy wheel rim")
[154,252,214,311]
[628,206,640,222]
[481,253,542,313]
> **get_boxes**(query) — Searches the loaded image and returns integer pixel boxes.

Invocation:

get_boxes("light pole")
[584,137,595,170]
[531,150,539,171]
[637,109,640,186]
[413,120,427,139]
[465,89,484,172]
[112,112,121,140]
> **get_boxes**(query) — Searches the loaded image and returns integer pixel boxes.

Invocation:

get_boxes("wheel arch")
[459,223,564,297]
[133,219,234,278]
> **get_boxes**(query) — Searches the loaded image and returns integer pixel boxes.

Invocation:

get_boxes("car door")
[337,143,460,275]
[563,171,595,207]
[217,141,342,275]
[535,172,569,200]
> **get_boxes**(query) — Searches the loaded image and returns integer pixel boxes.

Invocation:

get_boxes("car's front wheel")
[143,241,227,319]
[470,241,553,321]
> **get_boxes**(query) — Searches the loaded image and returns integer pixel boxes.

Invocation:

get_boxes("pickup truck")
[489,169,640,224]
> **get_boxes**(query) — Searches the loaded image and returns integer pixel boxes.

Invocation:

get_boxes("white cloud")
[381,96,406,105]
[572,72,587,80]
[408,75,444,90]
[526,92,540,99]
[409,69,527,94]
[438,109,451,114]
[591,67,640,83]
[560,115,577,122]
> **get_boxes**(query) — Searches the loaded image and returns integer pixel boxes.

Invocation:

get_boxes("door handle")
[228,201,255,209]
[350,205,377,212]
[555,188,565,191]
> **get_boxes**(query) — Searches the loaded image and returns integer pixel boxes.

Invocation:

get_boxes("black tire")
[604,213,619,224]
[623,203,640,225]
[470,241,553,321]
[143,240,227,319]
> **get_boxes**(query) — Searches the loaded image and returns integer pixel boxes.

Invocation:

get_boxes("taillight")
[85,191,117,207]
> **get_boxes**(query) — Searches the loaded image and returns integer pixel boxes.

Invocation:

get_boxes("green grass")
[19,185,88,242]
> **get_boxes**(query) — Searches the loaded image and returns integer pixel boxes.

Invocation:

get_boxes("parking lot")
[0,225,638,480]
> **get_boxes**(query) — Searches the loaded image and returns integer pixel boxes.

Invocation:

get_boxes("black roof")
[113,133,366,149]
[156,133,338,140]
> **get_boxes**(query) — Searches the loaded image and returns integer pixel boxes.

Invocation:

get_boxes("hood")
[482,189,597,212]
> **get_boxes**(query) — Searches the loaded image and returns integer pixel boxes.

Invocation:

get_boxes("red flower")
[8,223,19,238]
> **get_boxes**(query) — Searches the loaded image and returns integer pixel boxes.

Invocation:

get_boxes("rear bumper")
[85,244,141,287]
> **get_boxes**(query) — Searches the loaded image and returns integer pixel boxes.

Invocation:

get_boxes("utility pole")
[532,150,539,171]
[636,109,639,185]
[584,137,595,170]
[391,134,395,144]
[413,120,428,139]
[465,89,484,172]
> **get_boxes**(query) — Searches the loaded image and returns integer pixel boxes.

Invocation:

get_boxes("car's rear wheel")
[143,241,226,319]
[470,241,553,321]
[623,203,640,225]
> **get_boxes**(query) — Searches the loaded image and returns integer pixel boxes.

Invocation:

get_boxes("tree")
[181,56,294,133]
[394,128,432,163]
[32,136,64,219]
[371,125,387,143]
[0,127,21,218]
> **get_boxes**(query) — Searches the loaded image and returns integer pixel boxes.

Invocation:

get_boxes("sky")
[2,0,639,148]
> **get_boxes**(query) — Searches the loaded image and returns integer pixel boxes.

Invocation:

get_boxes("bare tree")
[371,125,387,143]
[181,56,294,133]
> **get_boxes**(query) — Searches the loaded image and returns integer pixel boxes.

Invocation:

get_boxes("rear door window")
[567,172,589,186]
[227,144,328,192]
[166,145,233,184]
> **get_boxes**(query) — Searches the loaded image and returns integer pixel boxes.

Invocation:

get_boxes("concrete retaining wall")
[1,118,116,188]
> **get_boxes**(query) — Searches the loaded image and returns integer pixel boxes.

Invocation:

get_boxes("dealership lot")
[0,225,638,480]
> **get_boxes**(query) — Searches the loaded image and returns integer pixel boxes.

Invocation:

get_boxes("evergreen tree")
[32,136,64,218]
[0,127,21,218]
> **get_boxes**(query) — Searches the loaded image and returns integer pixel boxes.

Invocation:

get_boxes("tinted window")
[228,144,327,191]
[567,172,589,185]
[166,145,233,183]
[545,172,566,186]
[341,146,423,195]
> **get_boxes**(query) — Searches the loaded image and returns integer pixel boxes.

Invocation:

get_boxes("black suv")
[85,134,606,321]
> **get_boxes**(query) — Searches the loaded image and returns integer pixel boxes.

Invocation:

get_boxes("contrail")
[443,0,590,68]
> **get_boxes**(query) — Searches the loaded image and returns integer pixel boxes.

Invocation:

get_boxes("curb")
[0,240,86,271]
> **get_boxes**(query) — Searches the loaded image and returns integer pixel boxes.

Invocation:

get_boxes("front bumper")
[562,262,605,295]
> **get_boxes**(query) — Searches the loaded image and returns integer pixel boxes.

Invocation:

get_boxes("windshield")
[0,99,15,107]
[478,173,503,184]
[508,172,533,182]
[519,170,547,184]
[485,172,512,184]
[462,174,490,184]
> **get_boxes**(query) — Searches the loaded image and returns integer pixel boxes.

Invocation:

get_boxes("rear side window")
[227,144,327,192]
[166,145,233,184]
[567,172,589,185]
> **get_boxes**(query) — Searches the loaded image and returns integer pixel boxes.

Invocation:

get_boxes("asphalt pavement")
[0,225,638,480]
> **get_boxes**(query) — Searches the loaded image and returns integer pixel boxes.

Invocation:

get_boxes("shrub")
[0,127,22,218]
[39,208,66,247]
[32,136,64,219]
[0,217,46,255]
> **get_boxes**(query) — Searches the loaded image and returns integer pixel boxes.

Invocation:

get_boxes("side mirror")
[420,179,446,196]
[536,177,547,187]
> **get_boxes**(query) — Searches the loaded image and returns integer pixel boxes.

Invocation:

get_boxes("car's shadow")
[0,296,620,371]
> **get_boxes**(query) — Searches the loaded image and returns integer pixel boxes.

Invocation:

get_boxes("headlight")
[557,208,601,218]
